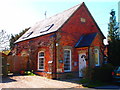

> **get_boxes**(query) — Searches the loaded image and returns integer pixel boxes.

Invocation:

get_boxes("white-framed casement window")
[38,51,45,70]
[64,49,71,72]
[94,49,100,66]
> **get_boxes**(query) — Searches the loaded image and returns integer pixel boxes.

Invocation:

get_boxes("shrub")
[82,64,114,82]
[65,73,74,79]
[24,70,35,76]
[91,64,114,82]
[82,67,93,79]
[20,70,35,76]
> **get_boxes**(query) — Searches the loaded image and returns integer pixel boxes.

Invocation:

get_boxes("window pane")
[38,51,44,70]
[64,66,70,70]
[39,58,44,61]
[65,61,70,63]
[94,49,99,66]
[64,50,71,71]
[39,52,44,57]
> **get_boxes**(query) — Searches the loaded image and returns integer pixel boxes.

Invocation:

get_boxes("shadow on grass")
[57,77,120,89]
[75,78,120,89]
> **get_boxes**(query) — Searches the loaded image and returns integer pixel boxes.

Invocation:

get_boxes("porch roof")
[75,33,97,48]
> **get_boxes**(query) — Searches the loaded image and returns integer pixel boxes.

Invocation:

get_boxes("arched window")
[38,51,44,70]
[94,49,100,66]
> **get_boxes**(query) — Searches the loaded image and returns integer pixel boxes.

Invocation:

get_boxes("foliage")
[91,64,114,82]
[0,30,10,50]
[2,50,11,55]
[82,64,114,82]
[82,67,93,80]
[85,80,109,88]
[107,9,120,66]
[77,78,109,88]
[65,73,74,79]
[24,70,36,76]
[108,9,119,41]
[79,78,91,84]
[20,70,36,76]
[108,40,120,66]
[79,64,114,88]
[9,27,30,49]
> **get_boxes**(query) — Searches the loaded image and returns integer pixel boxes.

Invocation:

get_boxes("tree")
[108,9,120,66]
[9,27,30,49]
[108,9,119,41]
[0,30,10,51]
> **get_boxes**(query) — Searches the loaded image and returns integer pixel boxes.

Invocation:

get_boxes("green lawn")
[76,78,111,88]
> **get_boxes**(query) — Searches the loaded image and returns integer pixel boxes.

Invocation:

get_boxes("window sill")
[95,64,100,67]
[38,69,44,71]
[64,70,71,73]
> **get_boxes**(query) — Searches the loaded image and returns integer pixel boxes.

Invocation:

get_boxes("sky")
[0,0,120,45]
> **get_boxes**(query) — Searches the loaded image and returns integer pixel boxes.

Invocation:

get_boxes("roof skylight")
[22,31,33,39]
[40,24,54,33]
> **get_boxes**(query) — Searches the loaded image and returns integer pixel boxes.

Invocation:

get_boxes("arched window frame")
[38,51,45,70]
[64,49,72,72]
[94,49,100,66]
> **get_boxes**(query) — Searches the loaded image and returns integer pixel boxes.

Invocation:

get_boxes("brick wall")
[12,3,105,79]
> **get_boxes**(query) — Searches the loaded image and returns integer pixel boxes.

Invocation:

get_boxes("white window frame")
[38,51,45,70]
[94,49,100,66]
[64,49,72,72]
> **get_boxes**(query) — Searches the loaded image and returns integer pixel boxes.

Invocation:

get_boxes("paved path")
[0,75,83,88]
[1,75,120,89]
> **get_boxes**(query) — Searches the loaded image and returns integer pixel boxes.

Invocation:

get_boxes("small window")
[94,49,100,66]
[38,51,45,70]
[64,49,71,72]
[40,24,54,33]
[22,31,33,39]
[80,17,86,23]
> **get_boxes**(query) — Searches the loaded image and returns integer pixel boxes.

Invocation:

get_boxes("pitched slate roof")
[75,33,97,48]
[15,3,82,43]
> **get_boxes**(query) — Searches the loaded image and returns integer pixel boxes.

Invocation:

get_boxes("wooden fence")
[7,56,28,73]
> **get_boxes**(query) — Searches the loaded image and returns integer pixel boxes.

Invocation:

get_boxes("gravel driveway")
[0,75,83,88]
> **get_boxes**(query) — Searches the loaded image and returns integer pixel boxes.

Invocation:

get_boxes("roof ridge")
[35,3,82,24]
[51,3,81,17]
[15,2,83,43]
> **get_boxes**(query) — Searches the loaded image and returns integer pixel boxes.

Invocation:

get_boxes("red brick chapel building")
[11,2,105,79]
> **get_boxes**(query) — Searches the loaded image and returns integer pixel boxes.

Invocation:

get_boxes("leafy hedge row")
[83,64,114,82]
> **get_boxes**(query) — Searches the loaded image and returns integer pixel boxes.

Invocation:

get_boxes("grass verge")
[76,78,111,88]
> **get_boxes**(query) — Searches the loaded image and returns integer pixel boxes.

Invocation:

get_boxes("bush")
[20,70,36,76]
[82,64,114,82]
[91,64,114,82]
[65,73,74,79]
[24,70,36,76]
[82,67,93,79]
